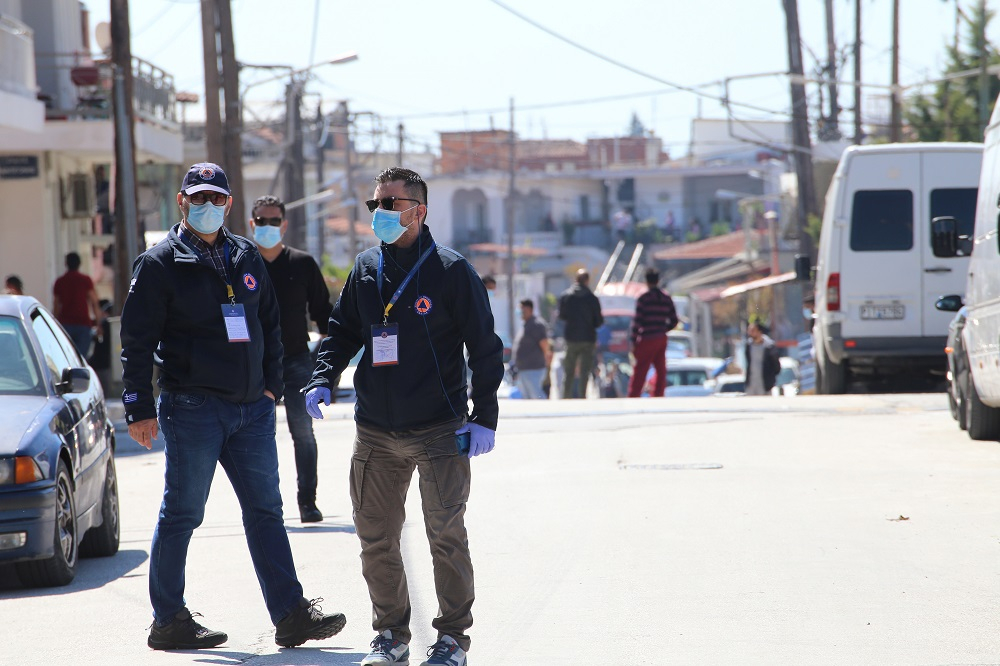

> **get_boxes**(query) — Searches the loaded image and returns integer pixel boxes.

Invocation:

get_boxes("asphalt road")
[1,393,998,665]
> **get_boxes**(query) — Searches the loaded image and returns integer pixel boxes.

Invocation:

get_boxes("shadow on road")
[166,647,368,664]
[0,548,148,596]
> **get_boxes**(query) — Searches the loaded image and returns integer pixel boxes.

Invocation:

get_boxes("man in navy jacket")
[304,167,503,666]
[120,163,345,651]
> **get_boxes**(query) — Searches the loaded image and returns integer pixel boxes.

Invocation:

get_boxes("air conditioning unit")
[63,173,93,218]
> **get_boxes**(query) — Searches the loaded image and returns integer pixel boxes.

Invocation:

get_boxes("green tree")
[905,3,1000,142]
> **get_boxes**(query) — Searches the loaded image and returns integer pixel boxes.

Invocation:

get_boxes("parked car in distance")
[667,330,694,359]
[0,295,119,587]
[664,357,728,397]
[773,357,801,396]
[596,309,633,355]
[935,294,969,431]
[712,374,746,395]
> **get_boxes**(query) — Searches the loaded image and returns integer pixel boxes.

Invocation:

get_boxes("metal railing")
[34,52,177,126]
[0,13,36,99]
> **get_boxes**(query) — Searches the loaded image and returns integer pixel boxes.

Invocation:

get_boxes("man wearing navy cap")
[120,162,346,650]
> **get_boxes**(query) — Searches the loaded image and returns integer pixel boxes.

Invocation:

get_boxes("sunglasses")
[188,191,229,206]
[253,216,283,227]
[365,196,421,213]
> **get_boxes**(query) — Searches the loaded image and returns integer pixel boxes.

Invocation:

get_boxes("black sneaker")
[299,502,323,523]
[147,609,227,650]
[274,597,346,647]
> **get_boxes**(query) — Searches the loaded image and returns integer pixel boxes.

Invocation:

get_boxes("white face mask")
[253,224,282,248]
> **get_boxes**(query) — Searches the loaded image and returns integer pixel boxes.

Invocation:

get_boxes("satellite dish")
[95,22,111,53]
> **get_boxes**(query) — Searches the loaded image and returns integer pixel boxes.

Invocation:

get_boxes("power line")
[485,0,785,116]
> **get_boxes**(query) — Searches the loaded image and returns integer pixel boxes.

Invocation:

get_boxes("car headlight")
[0,457,44,485]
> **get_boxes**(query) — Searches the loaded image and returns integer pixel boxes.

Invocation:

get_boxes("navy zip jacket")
[305,225,504,431]
[119,224,284,424]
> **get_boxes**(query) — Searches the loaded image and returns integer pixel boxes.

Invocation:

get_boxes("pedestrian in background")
[512,298,552,399]
[558,268,603,399]
[251,194,333,523]
[120,162,345,651]
[627,267,678,397]
[304,167,503,666]
[744,321,780,396]
[4,274,23,295]
[52,252,103,356]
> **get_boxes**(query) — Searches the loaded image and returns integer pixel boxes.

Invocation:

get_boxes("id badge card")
[221,304,250,342]
[371,323,399,366]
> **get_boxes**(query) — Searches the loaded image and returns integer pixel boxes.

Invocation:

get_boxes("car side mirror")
[56,367,90,394]
[931,216,960,257]
[935,294,964,313]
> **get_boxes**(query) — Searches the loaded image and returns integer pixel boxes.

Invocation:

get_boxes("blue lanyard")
[377,242,436,322]
[222,241,236,304]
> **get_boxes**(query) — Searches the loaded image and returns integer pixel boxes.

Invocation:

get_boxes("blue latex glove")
[455,423,495,458]
[305,387,331,420]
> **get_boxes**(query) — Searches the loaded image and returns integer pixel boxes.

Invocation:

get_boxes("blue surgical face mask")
[371,205,417,244]
[187,201,226,234]
[253,224,282,249]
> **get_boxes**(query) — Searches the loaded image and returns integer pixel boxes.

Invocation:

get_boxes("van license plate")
[860,304,905,320]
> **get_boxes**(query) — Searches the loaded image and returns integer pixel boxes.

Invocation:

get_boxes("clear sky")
[85,0,971,157]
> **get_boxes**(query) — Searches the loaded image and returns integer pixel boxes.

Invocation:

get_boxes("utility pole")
[853,0,862,144]
[978,0,990,135]
[822,0,841,140]
[344,102,357,260]
[782,0,818,261]
[315,102,325,262]
[199,0,245,235]
[397,122,404,165]
[284,79,306,250]
[506,98,516,344]
[890,0,902,142]
[110,0,139,313]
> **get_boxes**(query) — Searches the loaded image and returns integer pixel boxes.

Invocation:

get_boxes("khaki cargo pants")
[351,418,474,652]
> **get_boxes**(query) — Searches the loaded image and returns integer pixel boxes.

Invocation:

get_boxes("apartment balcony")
[0,13,44,132]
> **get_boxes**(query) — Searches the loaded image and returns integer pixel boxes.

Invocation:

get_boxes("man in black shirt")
[251,195,333,522]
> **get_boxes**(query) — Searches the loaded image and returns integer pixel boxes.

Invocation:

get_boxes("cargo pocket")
[426,434,471,508]
[349,441,373,511]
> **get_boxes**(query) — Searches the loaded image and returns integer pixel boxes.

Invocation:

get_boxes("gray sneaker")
[362,629,410,664]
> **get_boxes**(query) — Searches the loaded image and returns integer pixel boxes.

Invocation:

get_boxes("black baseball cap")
[181,162,230,196]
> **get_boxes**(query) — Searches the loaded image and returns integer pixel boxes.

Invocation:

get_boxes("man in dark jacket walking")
[628,267,678,397]
[303,167,503,666]
[558,269,604,399]
[251,194,333,523]
[120,162,345,651]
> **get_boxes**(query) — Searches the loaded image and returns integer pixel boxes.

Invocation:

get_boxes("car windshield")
[0,316,44,395]
[666,369,708,387]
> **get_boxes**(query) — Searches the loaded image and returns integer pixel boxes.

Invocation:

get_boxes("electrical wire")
[485,0,786,116]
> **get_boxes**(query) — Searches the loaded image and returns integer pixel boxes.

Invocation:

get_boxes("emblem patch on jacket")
[414,295,432,315]
[243,273,257,290]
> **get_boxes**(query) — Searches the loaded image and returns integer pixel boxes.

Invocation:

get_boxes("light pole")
[238,53,358,254]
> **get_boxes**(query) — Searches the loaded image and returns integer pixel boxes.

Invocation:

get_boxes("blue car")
[0,296,119,587]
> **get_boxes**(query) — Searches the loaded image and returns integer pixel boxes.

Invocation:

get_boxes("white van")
[933,101,1000,439]
[813,142,982,394]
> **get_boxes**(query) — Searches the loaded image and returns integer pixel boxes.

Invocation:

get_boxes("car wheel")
[946,379,959,422]
[16,460,78,587]
[965,378,1000,441]
[817,346,847,395]
[80,457,120,558]
[956,371,968,431]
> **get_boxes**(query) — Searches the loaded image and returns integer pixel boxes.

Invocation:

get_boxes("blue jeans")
[516,368,548,399]
[282,352,319,504]
[63,324,92,358]
[151,391,303,625]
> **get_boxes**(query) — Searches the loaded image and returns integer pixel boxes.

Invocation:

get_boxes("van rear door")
[920,150,979,337]
[840,153,920,339]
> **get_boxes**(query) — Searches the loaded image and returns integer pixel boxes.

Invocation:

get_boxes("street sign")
[0,155,39,179]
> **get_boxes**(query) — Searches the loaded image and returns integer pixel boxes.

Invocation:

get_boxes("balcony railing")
[0,13,36,99]
[34,52,177,126]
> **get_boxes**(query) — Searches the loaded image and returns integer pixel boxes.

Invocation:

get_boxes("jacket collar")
[168,223,250,264]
